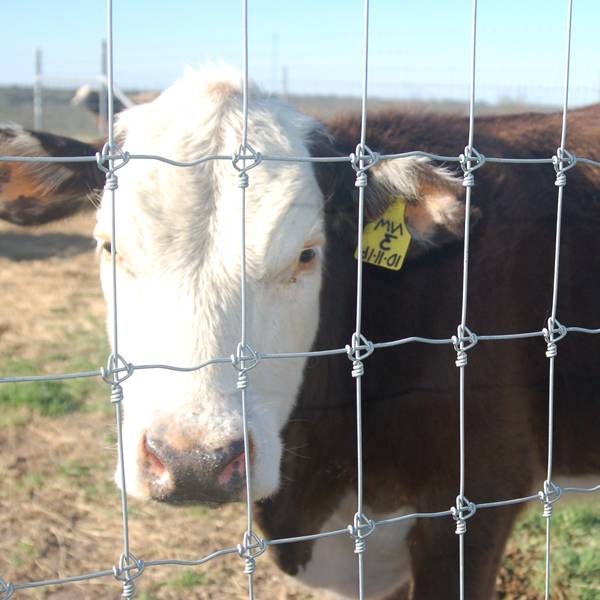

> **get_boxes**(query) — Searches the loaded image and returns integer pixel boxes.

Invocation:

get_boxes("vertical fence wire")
[455,1,479,598]
[237,1,259,597]
[350,1,372,598]
[103,1,139,597]
[543,2,574,598]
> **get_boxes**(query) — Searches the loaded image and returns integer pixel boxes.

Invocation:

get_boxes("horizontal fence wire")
[3,150,600,167]
[2,0,600,598]
[3,327,600,384]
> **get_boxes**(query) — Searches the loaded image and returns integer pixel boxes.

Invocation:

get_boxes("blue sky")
[2,1,599,106]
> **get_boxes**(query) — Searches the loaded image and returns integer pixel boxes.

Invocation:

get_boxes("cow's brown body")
[257,106,600,598]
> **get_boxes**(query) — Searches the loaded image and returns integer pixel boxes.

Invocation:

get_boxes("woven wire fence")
[2,0,600,599]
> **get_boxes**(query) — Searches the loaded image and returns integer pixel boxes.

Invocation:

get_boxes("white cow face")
[0,66,467,507]
[94,68,325,503]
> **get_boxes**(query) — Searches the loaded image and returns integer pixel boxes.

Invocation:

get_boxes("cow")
[71,84,160,123]
[1,65,600,599]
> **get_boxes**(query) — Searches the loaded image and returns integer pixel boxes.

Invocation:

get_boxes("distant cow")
[2,66,600,599]
[71,84,159,119]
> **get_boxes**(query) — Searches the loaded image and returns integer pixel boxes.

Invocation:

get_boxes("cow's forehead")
[96,68,324,276]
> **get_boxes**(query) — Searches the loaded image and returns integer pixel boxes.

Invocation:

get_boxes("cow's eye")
[299,248,316,264]
[101,241,112,255]
[289,246,320,283]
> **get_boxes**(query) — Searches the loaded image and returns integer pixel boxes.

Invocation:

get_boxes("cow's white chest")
[294,492,415,599]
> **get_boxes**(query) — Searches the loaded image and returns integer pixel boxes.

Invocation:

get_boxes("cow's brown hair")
[0,126,103,225]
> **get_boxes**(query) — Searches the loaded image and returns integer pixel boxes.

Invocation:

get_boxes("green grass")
[503,501,600,598]
[136,569,207,599]
[136,593,159,600]
[57,460,115,500]
[10,542,37,568]
[0,362,82,417]
[170,569,207,590]
[0,326,111,421]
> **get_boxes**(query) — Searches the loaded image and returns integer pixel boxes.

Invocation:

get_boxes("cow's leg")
[408,503,521,600]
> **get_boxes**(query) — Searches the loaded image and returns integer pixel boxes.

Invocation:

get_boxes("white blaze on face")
[95,66,325,500]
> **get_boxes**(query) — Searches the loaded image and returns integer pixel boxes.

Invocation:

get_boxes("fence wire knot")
[237,531,267,575]
[553,147,577,187]
[96,142,131,191]
[350,144,380,188]
[231,343,260,372]
[459,146,485,187]
[543,317,567,358]
[451,495,476,535]
[0,578,14,600]
[346,332,374,378]
[101,353,135,385]
[113,553,144,599]
[451,325,478,368]
[231,343,260,389]
[237,172,250,189]
[232,143,262,188]
[110,383,124,404]
[348,512,376,554]
[538,480,562,518]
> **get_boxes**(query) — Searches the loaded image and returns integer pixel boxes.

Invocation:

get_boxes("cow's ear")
[0,125,104,226]
[366,158,478,251]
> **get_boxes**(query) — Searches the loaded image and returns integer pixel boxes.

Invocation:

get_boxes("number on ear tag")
[354,196,411,271]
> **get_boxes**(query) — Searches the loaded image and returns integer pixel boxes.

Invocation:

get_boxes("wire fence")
[2,0,600,599]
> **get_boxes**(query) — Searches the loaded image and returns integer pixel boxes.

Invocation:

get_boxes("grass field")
[1,90,599,599]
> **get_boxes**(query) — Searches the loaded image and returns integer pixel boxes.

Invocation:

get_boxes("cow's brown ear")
[366,158,478,250]
[0,125,104,226]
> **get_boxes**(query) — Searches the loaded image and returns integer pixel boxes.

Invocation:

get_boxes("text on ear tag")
[354,196,411,271]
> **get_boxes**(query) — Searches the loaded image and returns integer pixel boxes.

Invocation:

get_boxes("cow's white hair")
[96,65,325,500]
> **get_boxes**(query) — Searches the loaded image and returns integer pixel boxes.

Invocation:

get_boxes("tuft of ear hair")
[0,125,103,226]
[366,158,478,249]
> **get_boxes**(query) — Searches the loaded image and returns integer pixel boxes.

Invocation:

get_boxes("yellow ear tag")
[354,196,411,271]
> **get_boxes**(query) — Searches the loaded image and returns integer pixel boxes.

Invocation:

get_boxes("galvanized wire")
[2,0,600,599]
[101,2,137,598]
[4,149,600,169]
[452,2,479,598]
[236,1,260,597]
[5,325,600,382]
[348,1,372,598]
[542,2,574,598]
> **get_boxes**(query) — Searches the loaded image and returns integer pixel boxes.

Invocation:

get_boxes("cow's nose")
[141,433,249,504]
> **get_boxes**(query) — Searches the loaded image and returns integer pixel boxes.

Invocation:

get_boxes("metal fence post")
[100,39,109,139]
[33,47,43,130]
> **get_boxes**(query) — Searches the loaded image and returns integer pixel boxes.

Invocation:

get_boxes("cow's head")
[0,66,468,505]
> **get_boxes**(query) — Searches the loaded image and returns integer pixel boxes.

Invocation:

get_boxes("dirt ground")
[0,212,319,600]
[0,212,582,600]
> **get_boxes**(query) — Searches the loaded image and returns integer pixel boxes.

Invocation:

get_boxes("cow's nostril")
[218,450,246,486]
[142,433,169,485]
[217,438,255,487]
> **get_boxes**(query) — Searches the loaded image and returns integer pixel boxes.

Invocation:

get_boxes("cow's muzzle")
[141,431,252,505]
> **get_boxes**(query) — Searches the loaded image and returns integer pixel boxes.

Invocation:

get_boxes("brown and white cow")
[2,66,600,599]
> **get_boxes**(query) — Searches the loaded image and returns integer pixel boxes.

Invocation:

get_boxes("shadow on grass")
[0,232,95,261]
